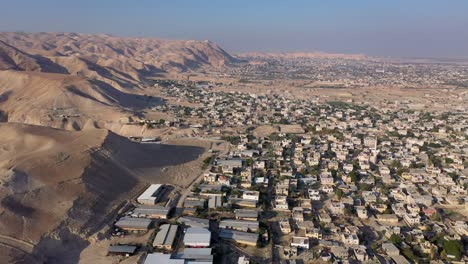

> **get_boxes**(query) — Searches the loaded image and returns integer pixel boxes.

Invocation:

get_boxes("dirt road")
[176,138,230,208]
[0,234,34,255]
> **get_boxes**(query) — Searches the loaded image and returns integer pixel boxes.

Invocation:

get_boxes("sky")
[1,0,468,58]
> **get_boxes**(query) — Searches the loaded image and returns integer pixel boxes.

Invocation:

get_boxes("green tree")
[358,183,372,191]
[202,155,215,169]
[442,239,463,260]
[430,212,442,222]
[402,247,417,262]
[389,234,402,245]
[349,171,359,183]
[390,160,401,169]
[335,188,344,200]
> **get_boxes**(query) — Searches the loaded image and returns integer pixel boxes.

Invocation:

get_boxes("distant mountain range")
[0,32,239,82]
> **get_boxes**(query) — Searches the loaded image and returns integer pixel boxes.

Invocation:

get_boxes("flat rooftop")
[137,184,162,202]
[108,245,137,254]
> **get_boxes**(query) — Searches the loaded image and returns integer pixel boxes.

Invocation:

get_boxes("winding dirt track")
[0,234,34,255]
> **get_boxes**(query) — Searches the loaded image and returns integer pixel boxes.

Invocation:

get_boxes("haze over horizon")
[1,0,468,58]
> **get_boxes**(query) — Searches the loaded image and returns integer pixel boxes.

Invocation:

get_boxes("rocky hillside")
[0,32,238,80]
[0,70,166,132]
[0,123,204,263]
[0,39,68,73]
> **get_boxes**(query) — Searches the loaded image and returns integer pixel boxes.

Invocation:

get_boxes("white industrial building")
[137,184,163,205]
[153,224,178,250]
[115,217,152,231]
[219,228,258,246]
[144,253,183,264]
[133,205,170,219]
[183,227,211,248]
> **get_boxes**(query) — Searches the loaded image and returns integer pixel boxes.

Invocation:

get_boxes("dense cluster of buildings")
[108,68,467,263]
[228,56,468,89]
[150,81,466,263]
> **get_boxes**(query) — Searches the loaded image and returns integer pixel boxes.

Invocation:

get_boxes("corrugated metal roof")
[115,217,152,229]
[134,205,170,215]
[183,227,211,245]
[219,228,258,243]
[178,248,213,261]
[235,209,259,218]
[153,224,178,247]
[108,245,137,254]
[177,216,209,228]
[219,219,259,229]
[182,247,212,255]
[229,198,258,206]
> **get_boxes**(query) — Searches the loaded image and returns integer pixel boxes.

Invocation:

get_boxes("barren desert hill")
[0,123,205,263]
[0,70,164,131]
[0,32,240,77]
[0,39,68,73]
[0,35,145,104]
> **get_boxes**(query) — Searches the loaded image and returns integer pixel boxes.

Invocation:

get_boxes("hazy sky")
[1,0,468,58]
